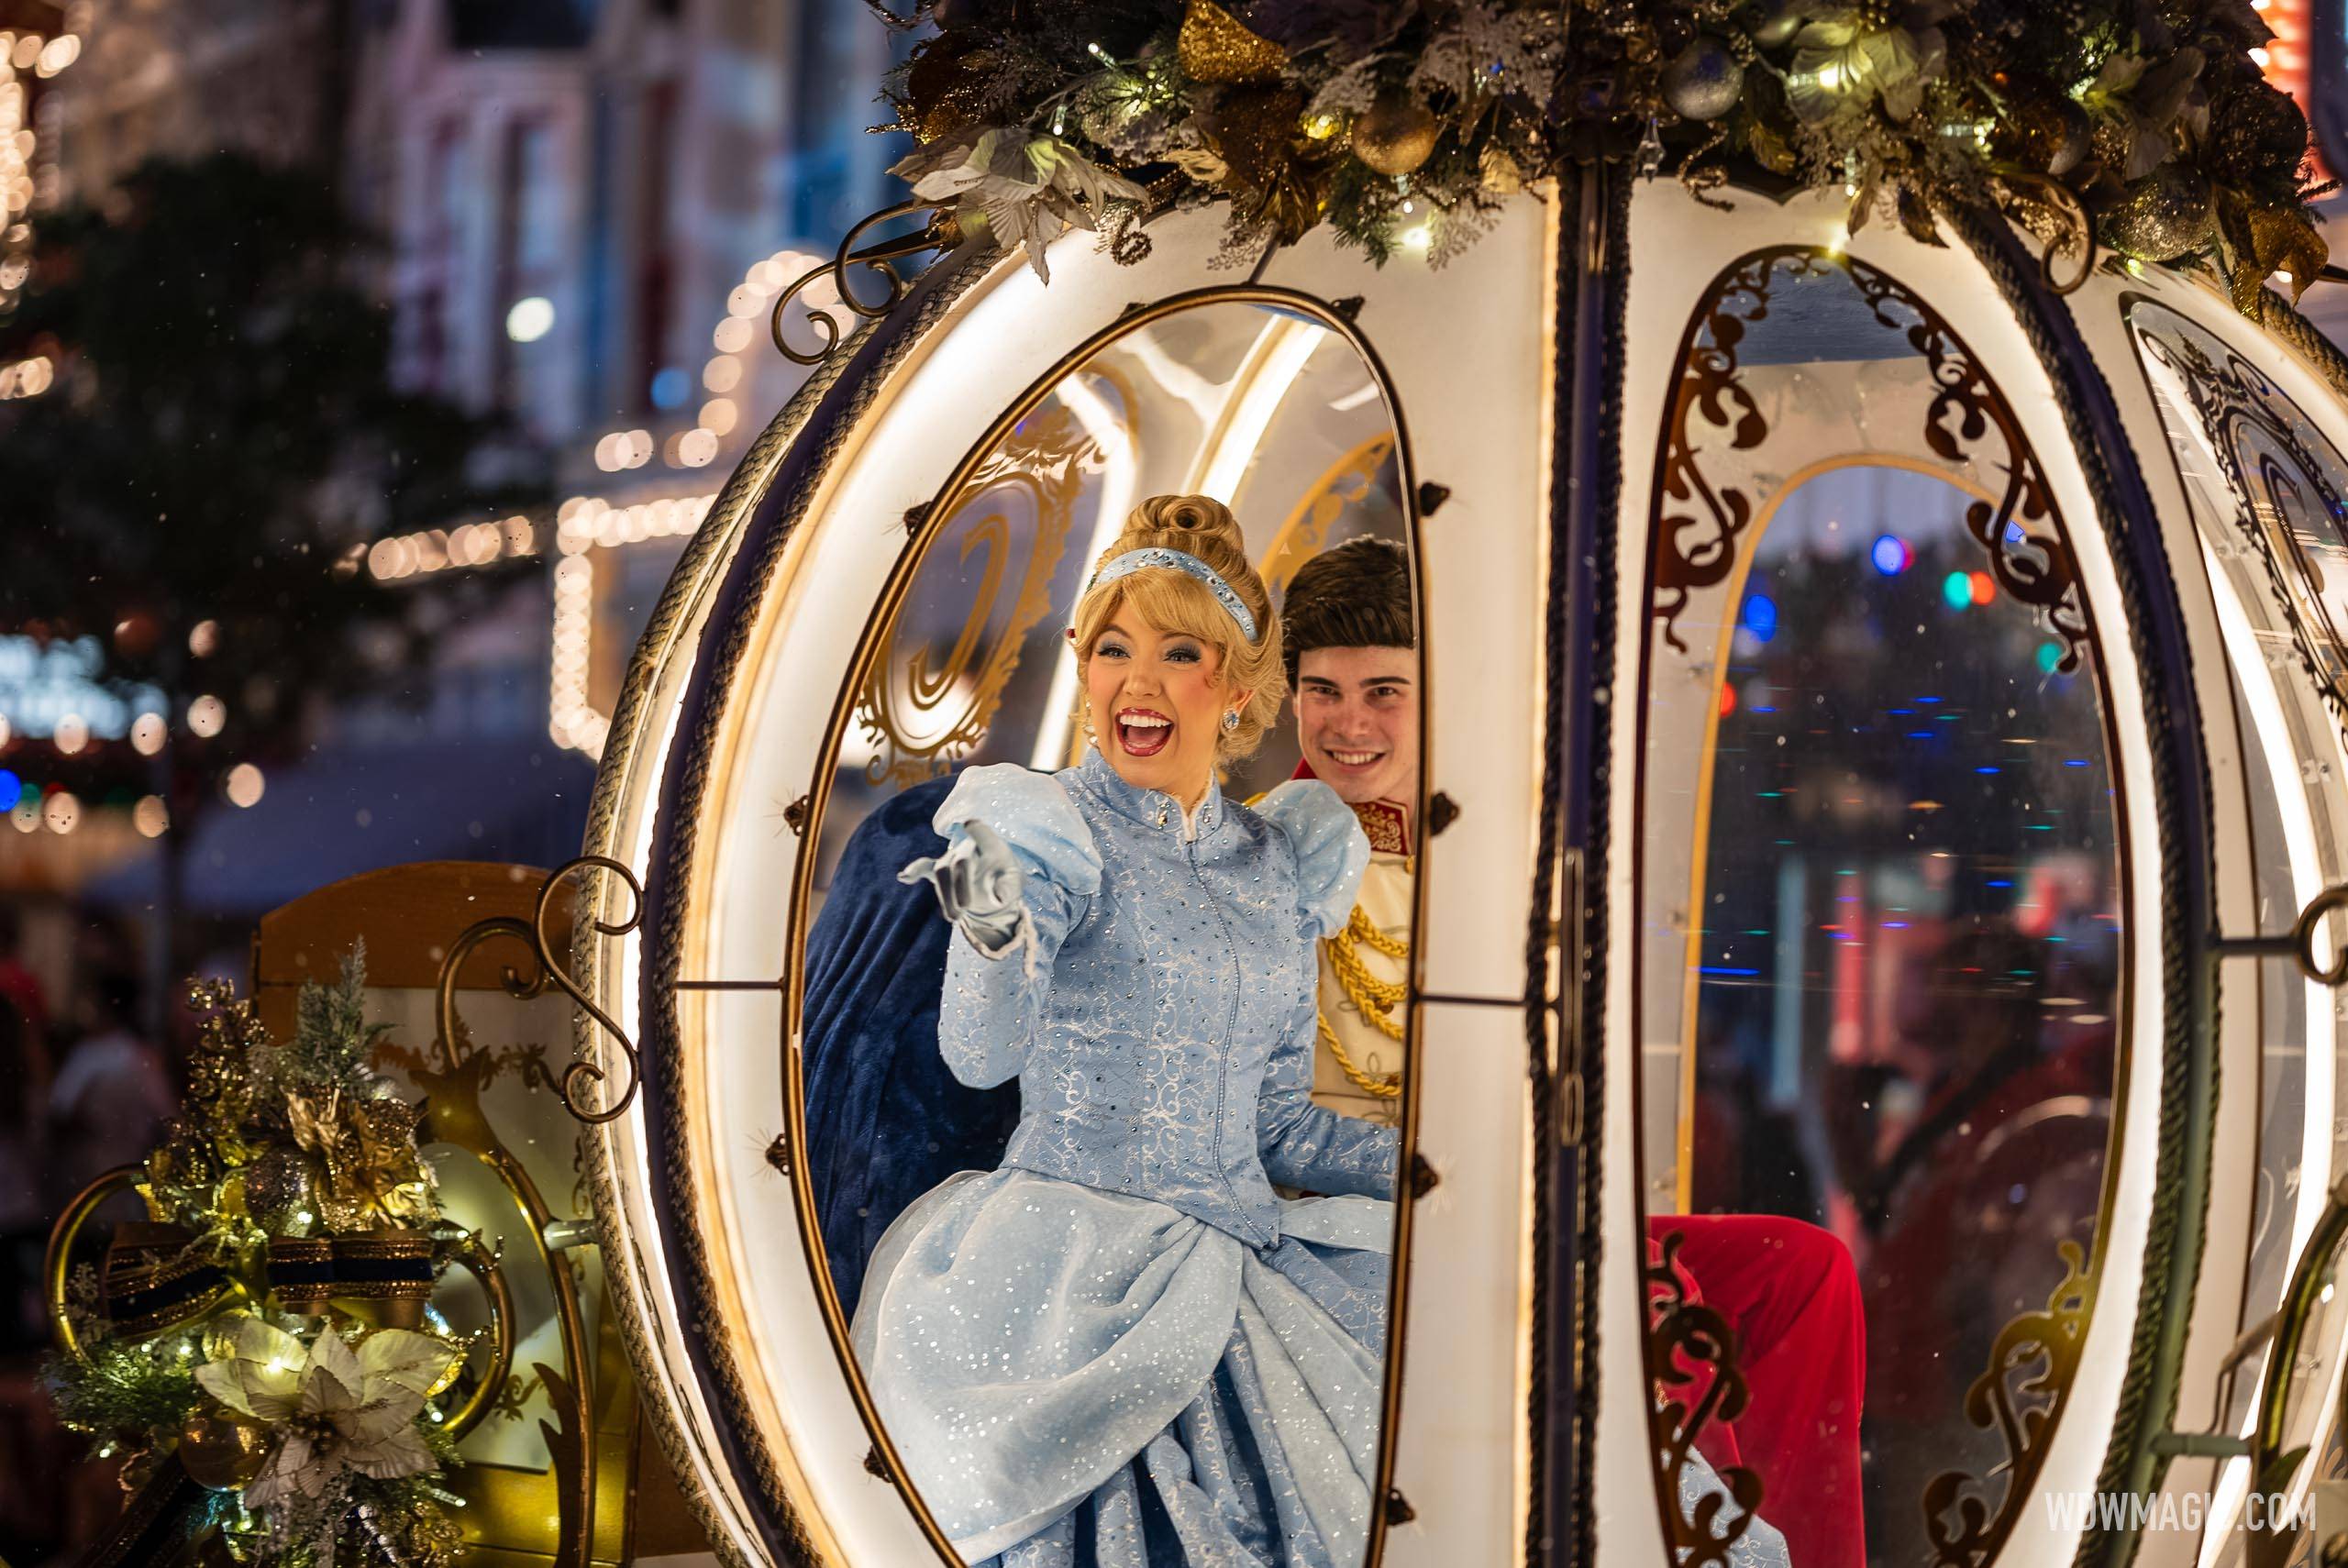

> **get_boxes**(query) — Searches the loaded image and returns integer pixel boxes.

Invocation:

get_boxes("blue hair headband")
[1084,547,1260,643]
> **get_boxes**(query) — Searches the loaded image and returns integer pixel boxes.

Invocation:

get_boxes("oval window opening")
[1638,249,2125,1568]
[792,295,1423,1567]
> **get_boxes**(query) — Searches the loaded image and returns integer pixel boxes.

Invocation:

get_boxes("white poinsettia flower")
[195,1320,460,1508]
[194,1316,311,1423]
[1787,8,1949,125]
[890,128,1145,282]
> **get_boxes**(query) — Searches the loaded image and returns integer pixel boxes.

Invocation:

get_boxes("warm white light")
[51,713,86,755]
[41,790,78,834]
[703,356,742,392]
[2251,45,2272,67]
[188,619,218,657]
[33,34,75,75]
[679,427,719,466]
[1400,224,1433,254]
[700,398,738,436]
[187,695,226,737]
[9,799,37,833]
[224,762,264,808]
[505,295,555,343]
[593,433,625,471]
[133,796,167,837]
[130,712,165,756]
[713,316,754,353]
[0,713,10,746]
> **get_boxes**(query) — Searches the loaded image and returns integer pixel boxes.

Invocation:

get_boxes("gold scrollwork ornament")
[855,404,1099,788]
[1922,1240,2093,1568]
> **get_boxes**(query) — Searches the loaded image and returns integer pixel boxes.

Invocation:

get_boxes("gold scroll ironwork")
[771,200,958,366]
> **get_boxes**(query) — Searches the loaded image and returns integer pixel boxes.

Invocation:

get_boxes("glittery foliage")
[869,0,2328,308]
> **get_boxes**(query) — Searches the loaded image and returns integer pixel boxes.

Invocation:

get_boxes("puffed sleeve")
[1250,779,1371,940]
[916,766,1101,1089]
[1252,783,1395,1197]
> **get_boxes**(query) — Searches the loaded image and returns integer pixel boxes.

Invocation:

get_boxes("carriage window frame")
[777,285,1436,1568]
[1627,243,2137,1568]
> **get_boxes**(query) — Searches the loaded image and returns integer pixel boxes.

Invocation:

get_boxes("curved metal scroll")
[438,854,648,1126]
[421,895,610,1565]
[2213,884,2348,986]
[2244,1176,2348,1568]
[44,1164,145,1363]
[771,200,957,366]
[434,1232,516,1443]
[1991,168,2096,295]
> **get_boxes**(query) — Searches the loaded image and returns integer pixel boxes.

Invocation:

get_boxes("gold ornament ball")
[1352,90,1439,177]
[241,1146,315,1235]
[1662,37,1744,123]
[178,1408,271,1491]
[2105,166,2215,262]
[1990,82,2090,176]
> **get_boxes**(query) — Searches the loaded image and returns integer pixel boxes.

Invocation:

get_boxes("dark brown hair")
[1279,535,1412,687]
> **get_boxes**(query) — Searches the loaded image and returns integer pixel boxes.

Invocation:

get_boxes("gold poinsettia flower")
[194,1316,460,1507]
[285,1088,434,1233]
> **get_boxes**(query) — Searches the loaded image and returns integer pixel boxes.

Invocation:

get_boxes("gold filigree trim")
[853,403,1095,788]
[1922,1240,2093,1567]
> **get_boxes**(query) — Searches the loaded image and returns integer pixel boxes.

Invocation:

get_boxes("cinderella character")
[851,494,1398,1568]
[831,495,1789,1567]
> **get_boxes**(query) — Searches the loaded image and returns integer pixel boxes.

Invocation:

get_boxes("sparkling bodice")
[929,749,1397,1246]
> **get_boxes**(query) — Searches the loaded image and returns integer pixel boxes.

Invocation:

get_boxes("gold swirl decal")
[856,404,1096,788]
[1645,1229,1767,1568]
[1922,1240,2093,1567]
[1259,432,1399,597]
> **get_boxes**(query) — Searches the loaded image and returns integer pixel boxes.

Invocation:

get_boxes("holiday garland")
[48,952,479,1567]
[874,0,2329,314]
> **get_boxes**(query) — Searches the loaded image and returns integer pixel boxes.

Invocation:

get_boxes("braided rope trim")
[1576,164,1633,1568]
[1945,204,2220,1568]
[576,241,1002,1568]
[1523,168,1576,1563]
[2245,283,2348,410]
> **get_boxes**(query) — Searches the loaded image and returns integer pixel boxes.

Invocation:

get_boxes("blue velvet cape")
[802,775,1017,1316]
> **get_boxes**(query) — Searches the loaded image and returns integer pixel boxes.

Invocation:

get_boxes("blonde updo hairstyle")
[1070,494,1285,763]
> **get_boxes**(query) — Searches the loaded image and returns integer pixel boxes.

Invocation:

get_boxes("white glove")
[900,820,1029,958]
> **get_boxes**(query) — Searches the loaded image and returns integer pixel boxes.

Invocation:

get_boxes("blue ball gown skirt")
[851,1168,1393,1568]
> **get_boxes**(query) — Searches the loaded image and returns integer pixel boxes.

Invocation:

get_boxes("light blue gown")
[854,749,1397,1568]
[855,747,1789,1568]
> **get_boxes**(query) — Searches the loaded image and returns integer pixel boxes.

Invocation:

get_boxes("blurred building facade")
[343,0,905,759]
[3,0,906,926]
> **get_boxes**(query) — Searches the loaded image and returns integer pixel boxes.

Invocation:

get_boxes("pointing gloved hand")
[899,819,1029,958]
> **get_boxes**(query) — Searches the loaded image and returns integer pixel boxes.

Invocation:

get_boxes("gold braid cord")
[1317,907,1408,1099]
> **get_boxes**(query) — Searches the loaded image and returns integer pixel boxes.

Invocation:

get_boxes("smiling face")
[1085,612,1249,806]
[1295,646,1418,812]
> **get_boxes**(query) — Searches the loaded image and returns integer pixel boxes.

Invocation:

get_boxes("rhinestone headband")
[1084,547,1260,642]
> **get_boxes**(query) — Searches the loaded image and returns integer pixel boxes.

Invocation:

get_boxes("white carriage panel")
[1263,200,1555,1004]
[1382,999,1534,1568]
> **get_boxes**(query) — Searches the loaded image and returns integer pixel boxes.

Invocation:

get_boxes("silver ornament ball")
[1662,37,1745,124]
